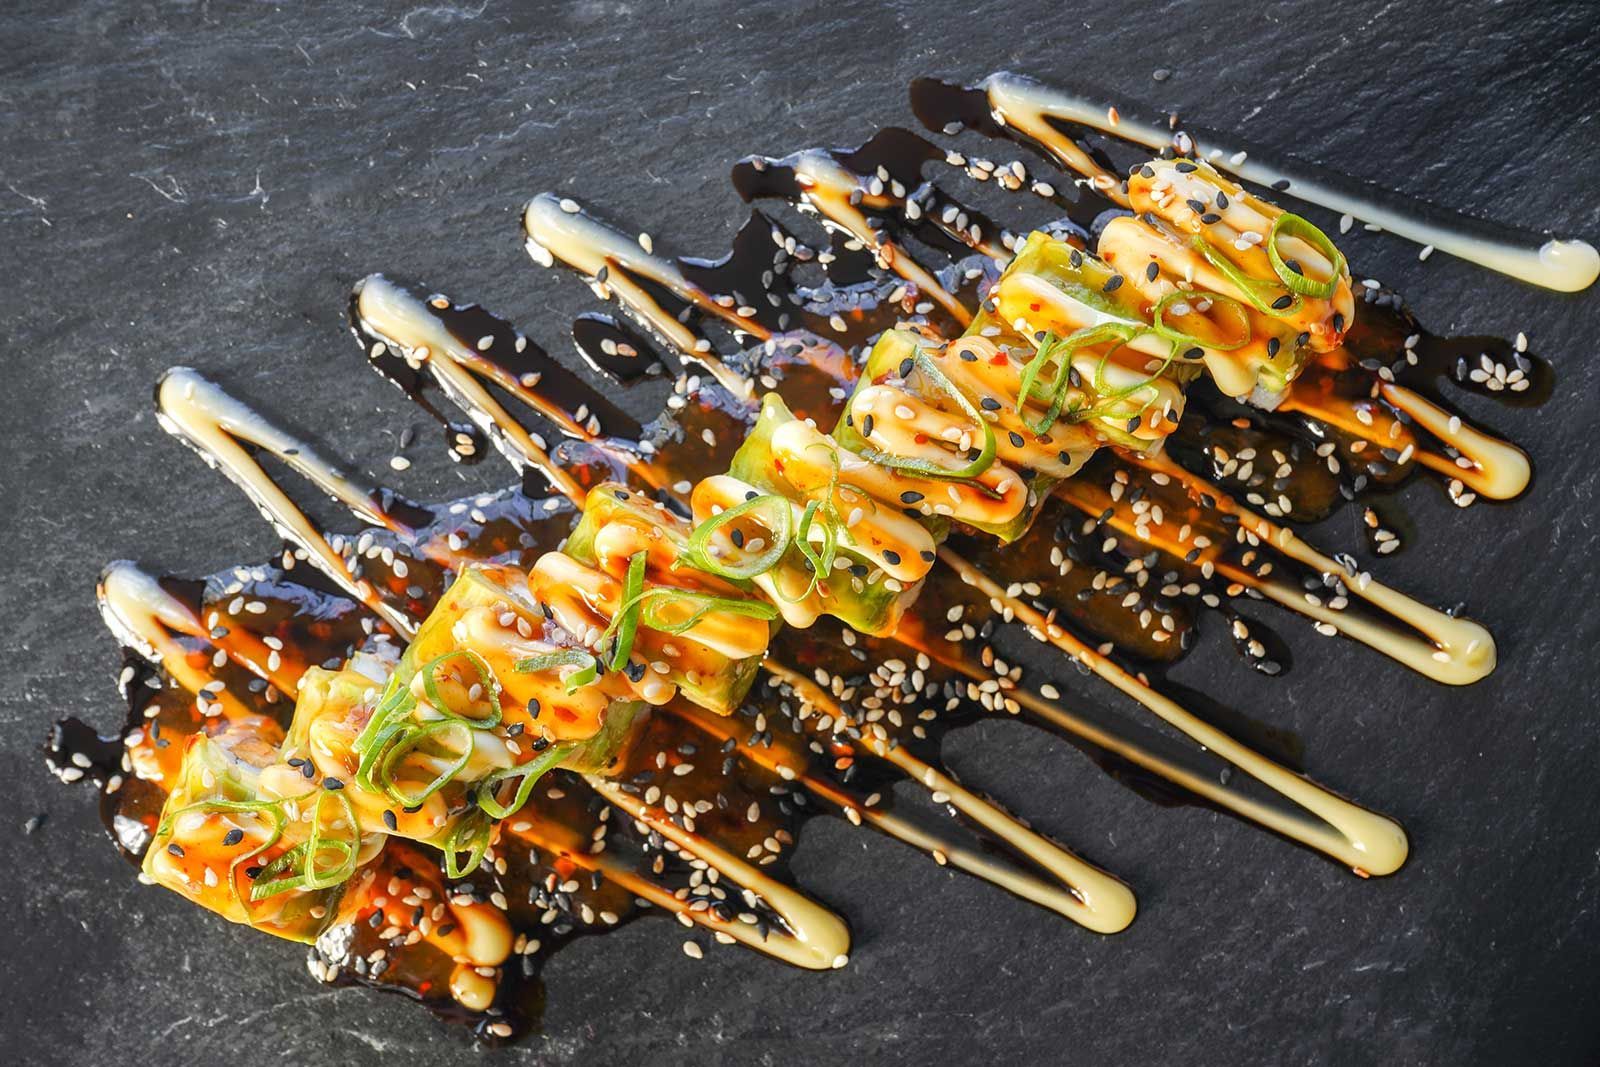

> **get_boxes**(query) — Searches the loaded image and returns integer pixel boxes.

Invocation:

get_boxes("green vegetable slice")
[474,742,577,820]
[442,809,492,879]
[605,551,649,671]
[160,798,286,913]
[513,648,600,694]
[1151,290,1251,353]
[1267,212,1346,299]
[685,494,793,579]
[378,719,475,808]
[636,587,779,633]
[249,790,360,900]
[853,347,997,481]
[1192,237,1302,317]
[1016,323,1144,434]
[419,649,503,729]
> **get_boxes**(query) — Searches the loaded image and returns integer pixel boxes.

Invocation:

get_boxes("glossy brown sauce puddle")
[46,72,1561,1044]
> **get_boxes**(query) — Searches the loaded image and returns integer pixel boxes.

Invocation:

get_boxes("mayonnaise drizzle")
[156,367,417,637]
[935,548,1409,876]
[764,661,1137,934]
[1124,451,1496,685]
[522,194,762,398]
[977,71,1597,292]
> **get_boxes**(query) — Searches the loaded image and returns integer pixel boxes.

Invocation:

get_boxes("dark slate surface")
[3,1,1598,1063]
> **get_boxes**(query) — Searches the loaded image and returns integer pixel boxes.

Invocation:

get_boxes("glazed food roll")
[1097,213,1307,405]
[829,230,1189,548]
[538,484,780,714]
[722,393,936,634]
[285,565,652,862]
[142,716,385,942]
[1126,157,1353,353]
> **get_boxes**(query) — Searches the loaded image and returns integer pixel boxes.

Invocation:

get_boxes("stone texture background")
[3,1,1598,1063]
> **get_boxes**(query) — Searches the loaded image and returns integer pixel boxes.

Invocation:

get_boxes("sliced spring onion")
[605,551,648,671]
[420,649,503,729]
[474,742,577,820]
[160,798,286,914]
[792,498,838,594]
[636,587,779,633]
[378,719,475,808]
[1192,237,1301,318]
[513,648,600,694]
[1082,332,1180,430]
[855,347,997,480]
[442,809,491,879]
[1267,212,1346,299]
[685,494,793,580]
[249,790,360,900]
[513,649,598,674]
[1017,324,1144,434]
[1152,290,1251,353]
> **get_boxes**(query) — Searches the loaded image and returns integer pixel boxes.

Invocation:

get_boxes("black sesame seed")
[898,357,915,378]
[1266,337,1280,356]
[1175,161,1197,173]
[1008,431,1025,448]
[324,777,344,790]
[1270,294,1293,310]
[883,550,902,565]
[900,491,924,504]
[861,414,875,436]
[167,843,184,857]
[222,828,244,847]
[1185,199,1207,214]
[382,810,398,831]
[1103,275,1124,292]
[1145,262,1159,282]
[980,396,1001,411]
[920,550,935,562]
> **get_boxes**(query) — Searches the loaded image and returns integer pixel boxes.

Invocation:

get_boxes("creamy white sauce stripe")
[980,72,1598,292]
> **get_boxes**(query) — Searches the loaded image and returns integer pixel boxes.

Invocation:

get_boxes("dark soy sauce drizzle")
[571,312,667,383]
[44,70,1556,1047]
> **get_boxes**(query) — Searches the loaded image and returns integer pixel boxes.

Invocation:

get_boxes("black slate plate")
[3,1,1599,1064]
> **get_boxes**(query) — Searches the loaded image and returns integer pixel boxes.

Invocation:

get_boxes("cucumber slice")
[728,394,922,635]
[559,485,775,715]
[142,724,371,943]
